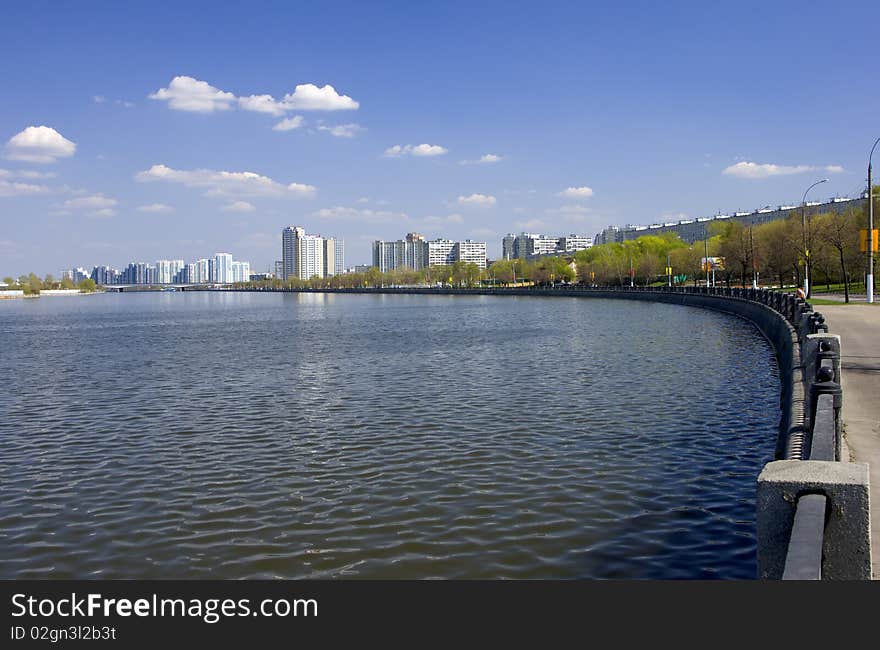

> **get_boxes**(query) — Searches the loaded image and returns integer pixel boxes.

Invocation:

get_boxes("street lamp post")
[801,178,828,299]
[704,226,710,288]
[868,137,879,304]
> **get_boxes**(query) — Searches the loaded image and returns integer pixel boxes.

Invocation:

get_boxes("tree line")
[2,273,97,295]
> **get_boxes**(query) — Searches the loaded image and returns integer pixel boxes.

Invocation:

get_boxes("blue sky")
[1,0,878,275]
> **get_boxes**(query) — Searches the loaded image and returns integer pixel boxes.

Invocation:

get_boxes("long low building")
[595,196,867,245]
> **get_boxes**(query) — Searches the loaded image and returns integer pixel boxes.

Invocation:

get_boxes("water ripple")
[0,292,779,579]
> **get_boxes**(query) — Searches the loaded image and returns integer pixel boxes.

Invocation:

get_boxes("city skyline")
[2,1,879,277]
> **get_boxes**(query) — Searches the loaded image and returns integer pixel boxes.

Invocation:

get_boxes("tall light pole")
[704,226,710,288]
[868,137,879,304]
[801,178,828,298]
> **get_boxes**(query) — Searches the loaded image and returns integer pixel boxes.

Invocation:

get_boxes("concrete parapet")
[757,460,871,579]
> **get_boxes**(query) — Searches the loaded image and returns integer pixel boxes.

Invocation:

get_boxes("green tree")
[817,209,860,302]
[26,273,43,295]
[78,278,97,293]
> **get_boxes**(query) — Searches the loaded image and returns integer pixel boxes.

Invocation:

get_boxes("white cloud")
[0,179,51,197]
[460,153,503,165]
[222,200,256,212]
[312,206,408,224]
[421,213,464,226]
[64,194,117,210]
[149,76,236,113]
[384,143,448,157]
[281,84,359,111]
[0,168,55,180]
[458,193,496,206]
[115,99,134,108]
[272,116,305,131]
[150,78,359,124]
[63,193,118,217]
[356,197,370,203]
[239,94,287,116]
[318,123,362,138]
[93,95,106,103]
[5,126,76,163]
[137,203,174,213]
[515,219,547,230]
[135,164,316,199]
[549,204,593,223]
[722,161,844,179]
[558,186,594,199]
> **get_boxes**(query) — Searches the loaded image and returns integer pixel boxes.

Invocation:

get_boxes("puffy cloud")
[458,193,496,206]
[558,186,594,199]
[312,206,408,224]
[137,203,174,213]
[238,94,287,116]
[724,161,846,178]
[222,200,256,212]
[318,123,362,138]
[460,153,503,165]
[135,164,316,199]
[149,76,236,113]
[384,143,448,157]
[723,162,809,178]
[63,193,118,217]
[272,116,305,131]
[5,126,76,163]
[0,179,51,197]
[281,84,359,111]
[150,78,360,124]
[93,95,106,103]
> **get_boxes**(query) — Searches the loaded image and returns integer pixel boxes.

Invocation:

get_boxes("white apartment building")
[559,235,593,252]
[428,239,456,266]
[155,259,184,284]
[231,261,251,283]
[454,240,487,269]
[214,253,233,283]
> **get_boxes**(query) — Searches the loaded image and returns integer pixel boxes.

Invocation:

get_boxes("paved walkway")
[820,304,880,578]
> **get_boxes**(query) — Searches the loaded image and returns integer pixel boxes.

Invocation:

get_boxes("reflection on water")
[0,292,778,578]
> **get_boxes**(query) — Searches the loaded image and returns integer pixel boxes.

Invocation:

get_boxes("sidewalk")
[820,304,880,578]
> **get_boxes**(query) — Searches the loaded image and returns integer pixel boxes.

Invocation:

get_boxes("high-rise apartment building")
[372,233,427,272]
[213,253,233,283]
[282,226,327,280]
[231,261,251,283]
[323,237,344,277]
[155,260,184,284]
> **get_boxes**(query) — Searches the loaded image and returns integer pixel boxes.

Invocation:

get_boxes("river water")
[0,292,779,579]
